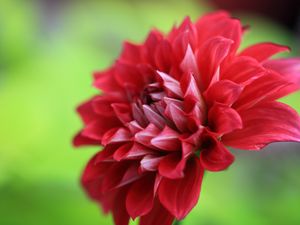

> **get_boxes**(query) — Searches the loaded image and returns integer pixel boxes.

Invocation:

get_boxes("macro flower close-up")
[74,11,300,225]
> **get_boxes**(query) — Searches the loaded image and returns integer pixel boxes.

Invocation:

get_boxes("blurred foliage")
[0,0,299,225]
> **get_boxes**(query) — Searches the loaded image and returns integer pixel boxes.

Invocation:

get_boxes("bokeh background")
[0,0,300,225]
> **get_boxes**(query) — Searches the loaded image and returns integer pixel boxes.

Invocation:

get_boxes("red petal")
[234,72,293,111]
[126,175,155,219]
[111,103,133,124]
[151,126,181,151]
[82,118,120,141]
[120,41,142,63]
[204,80,243,106]
[158,157,204,220]
[158,153,185,179]
[112,188,130,225]
[93,68,122,92]
[208,103,242,135]
[140,200,174,225]
[197,36,233,90]
[221,56,266,86]
[73,131,100,147]
[102,162,141,192]
[196,11,242,53]
[223,102,300,150]
[76,98,98,124]
[200,136,235,171]
[240,42,290,62]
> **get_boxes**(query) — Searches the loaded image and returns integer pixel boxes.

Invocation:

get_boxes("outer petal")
[221,56,266,86]
[263,58,300,94]
[223,102,300,150]
[200,136,235,171]
[158,157,204,220]
[240,42,290,62]
[126,175,155,219]
[196,11,242,53]
[233,72,293,110]
[112,187,130,225]
[140,200,174,225]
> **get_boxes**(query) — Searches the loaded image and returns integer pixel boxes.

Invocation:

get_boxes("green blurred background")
[0,0,299,225]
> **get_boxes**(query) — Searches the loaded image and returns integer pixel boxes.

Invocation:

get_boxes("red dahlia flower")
[74,11,300,225]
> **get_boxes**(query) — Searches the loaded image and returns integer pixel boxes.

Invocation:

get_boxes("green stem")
[173,220,181,225]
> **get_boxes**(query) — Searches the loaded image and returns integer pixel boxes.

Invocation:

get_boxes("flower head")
[74,11,300,225]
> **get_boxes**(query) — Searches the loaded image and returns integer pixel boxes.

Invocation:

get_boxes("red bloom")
[74,11,300,225]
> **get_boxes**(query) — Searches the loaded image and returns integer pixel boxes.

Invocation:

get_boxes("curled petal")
[200,136,235,171]
[208,103,243,135]
[158,157,204,220]
[223,102,300,150]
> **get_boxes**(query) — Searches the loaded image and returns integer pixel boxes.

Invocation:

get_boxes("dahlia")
[74,11,300,225]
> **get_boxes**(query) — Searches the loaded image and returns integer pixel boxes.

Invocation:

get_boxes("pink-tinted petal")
[263,58,300,94]
[126,175,155,219]
[113,143,153,161]
[223,102,300,150]
[165,101,188,132]
[208,103,242,135]
[204,80,243,106]
[143,105,166,129]
[101,127,132,145]
[140,200,174,225]
[200,136,235,171]
[157,71,183,98]
[135,124,161,147]
[151,126,181,151]
[240,42,290,62]
[197,36,233,90]
[180,44,199,76]
[158,157,204,220]
[140,155,163,172]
